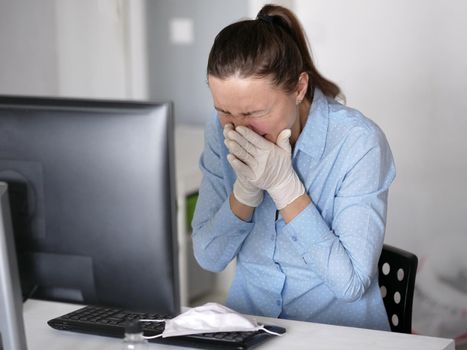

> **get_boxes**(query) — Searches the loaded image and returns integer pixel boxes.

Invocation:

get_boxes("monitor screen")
[0,182,27,350]
[0,95,179,315]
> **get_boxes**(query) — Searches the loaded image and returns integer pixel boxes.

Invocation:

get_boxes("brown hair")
[207,4,342,102]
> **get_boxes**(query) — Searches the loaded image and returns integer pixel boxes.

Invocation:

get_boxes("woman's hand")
[223,124,264,208]
[224,125,305,210]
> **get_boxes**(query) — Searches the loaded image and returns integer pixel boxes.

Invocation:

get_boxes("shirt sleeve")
[191,117,255,272]
[282,127,396,302]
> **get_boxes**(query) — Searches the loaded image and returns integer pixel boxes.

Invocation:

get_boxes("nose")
[231,116,250,129]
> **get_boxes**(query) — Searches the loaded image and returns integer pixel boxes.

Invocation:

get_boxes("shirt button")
[291,236,298,242]
[270,235,275,241]
[276,300,281,306]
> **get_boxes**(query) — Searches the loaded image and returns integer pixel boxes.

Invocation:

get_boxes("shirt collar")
[293,88,329,160]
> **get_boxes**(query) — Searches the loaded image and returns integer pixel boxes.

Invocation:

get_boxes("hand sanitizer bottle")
[121,320,148,350]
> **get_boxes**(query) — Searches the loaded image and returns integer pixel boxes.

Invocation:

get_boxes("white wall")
[296,0,467,337]
[0,0,59,95]
[0,0,147,99]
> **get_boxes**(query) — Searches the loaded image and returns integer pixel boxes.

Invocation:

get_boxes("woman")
[192,4,395,331]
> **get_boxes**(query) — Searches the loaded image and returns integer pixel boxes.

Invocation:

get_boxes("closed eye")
[214,106,269,118]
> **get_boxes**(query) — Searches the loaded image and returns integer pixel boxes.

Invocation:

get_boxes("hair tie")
[256,12,296,41]
[257,13,274,25]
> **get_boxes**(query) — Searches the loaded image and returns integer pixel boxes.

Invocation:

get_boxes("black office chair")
[378,244,418,333]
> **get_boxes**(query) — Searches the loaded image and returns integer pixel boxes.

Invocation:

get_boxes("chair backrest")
[378,244,418,333]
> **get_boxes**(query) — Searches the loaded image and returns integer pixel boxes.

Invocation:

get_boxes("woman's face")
[208,74,306,145]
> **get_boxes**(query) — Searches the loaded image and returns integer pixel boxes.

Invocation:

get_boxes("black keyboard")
[48,305,286,350]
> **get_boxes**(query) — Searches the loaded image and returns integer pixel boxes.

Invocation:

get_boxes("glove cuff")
[233,178,264,208]
[269,171,305,210]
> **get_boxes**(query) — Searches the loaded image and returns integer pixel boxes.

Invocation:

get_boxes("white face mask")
[140,302,282,339]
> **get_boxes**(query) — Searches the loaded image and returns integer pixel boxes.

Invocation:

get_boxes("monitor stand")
[0,182,28,350]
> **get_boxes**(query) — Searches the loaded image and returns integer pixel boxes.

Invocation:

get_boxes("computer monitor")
[0,182,28,350]
[0,95,179,315]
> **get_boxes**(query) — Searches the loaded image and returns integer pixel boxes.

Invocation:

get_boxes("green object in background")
[185,192,199,232]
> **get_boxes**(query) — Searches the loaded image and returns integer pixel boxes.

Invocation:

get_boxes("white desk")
[24,299,455,350]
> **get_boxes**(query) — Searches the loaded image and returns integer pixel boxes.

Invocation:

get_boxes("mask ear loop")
[258,325,284,336]
[138,318,166,339]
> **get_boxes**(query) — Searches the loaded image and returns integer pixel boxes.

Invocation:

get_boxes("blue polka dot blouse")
[192,88,395,331]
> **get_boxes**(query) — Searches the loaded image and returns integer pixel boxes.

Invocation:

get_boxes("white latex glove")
[223,124,264,207]
[224,126,305,210]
